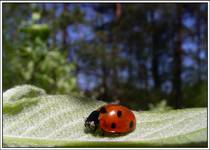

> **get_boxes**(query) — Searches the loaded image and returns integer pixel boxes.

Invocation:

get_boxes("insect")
[84,104,136,135]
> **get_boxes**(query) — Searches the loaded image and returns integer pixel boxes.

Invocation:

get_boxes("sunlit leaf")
[32,12,41,21]
[3,85,207,147]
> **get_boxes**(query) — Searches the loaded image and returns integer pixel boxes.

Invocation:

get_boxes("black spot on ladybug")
[111,122,116,129]
[117,110,122,117]
[100,107,107,114]
[130,121,133,128]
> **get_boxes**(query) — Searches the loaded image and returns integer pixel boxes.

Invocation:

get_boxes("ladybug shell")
[98,104,136,134]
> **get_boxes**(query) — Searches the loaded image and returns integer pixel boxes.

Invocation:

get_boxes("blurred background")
[2,3,208,111]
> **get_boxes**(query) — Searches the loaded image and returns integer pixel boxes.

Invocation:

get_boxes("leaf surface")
[3,85,207,147]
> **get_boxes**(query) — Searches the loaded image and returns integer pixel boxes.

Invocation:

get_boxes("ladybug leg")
[101,132,104,136]
[93,126,97,133]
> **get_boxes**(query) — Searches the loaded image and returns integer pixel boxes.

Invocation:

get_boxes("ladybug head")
[84,110,100,131]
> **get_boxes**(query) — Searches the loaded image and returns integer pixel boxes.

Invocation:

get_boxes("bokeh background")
[2,3,208,111]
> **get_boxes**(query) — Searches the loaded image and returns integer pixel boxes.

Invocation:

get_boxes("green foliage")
[21,23,50,41]
[148,100,172,112]
[115,83,170,110]
[3,85,207,147]
[32,12,41,21]
[182,81,208,107]
[3,12,78,95]
[59,5,85,28]
[3,4,208,111]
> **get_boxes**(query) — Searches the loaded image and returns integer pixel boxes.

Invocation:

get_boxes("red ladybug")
[85,104,136,135]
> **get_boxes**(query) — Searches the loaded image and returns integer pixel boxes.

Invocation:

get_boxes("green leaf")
[32,12,41,21]
[3,85,207,147]
[3,85,46,103]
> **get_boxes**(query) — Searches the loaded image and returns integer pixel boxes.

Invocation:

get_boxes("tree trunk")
[151,10,161,90]
[128,45,134,84]
[139,63,148,89]
[62,4,69,50]
[196,7,201,82]
[151,35,161,90]
[171,5,183,108]
[116,3,122,18]
[52,4,57,48]
[98,64,109,101]
[110,3,122,99]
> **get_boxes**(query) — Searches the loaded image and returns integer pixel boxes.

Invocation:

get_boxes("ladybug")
[84,104,136,135]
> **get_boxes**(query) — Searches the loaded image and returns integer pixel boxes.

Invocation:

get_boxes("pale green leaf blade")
[3,84,46,103]
[3,85,207,147]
